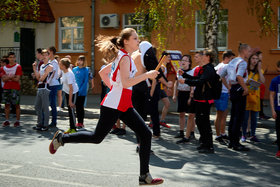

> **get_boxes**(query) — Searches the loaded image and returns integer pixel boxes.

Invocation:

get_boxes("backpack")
[202,66,222,100]
[210,72,223,100]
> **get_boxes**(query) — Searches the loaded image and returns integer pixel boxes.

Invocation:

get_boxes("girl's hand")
[69,102,75,108]
[257,61,262,70]
[146,70,159,79]
[178,69,184,76]
[187,97,192,105]
[172,96,176,103]
[272,110,277,119]
[178,78,185,84]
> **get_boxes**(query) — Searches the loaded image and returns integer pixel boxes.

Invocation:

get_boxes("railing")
[0,47,20,64]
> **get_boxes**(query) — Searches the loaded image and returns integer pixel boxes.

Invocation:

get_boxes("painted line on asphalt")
[39,162,137,176]
[0,172,100,187]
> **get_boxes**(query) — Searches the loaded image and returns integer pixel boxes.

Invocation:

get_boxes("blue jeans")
[49,85,58,125]
[242,110,258,137]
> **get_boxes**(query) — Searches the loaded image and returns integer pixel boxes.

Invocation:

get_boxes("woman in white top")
[49,28,164,185]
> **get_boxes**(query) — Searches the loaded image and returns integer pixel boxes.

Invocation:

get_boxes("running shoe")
[64,128,77,134]
[221,134,229,140]
[160,121,170,128]
[215,136,227,145]
[250,136,260,142]
[110,128,121,134]
[2,121,10,127]
[189,132,196,140]
[49,131,63,154]
[115,128,126,135]
[276,150,280,158]
[198,147,215,154]
[241,136,246,142]
[176,137,190,144]
[174,133,184,139]
[14,121,20,127]
[139,172,164,185]
[76,123,84,129]
[148,122,153,128]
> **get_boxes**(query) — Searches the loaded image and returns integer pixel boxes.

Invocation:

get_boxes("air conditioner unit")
[100,14,119,28]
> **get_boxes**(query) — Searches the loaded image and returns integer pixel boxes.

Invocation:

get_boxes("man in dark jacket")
[179,49,216,153]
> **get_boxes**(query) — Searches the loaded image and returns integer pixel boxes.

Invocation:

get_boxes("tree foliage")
[0,0,40,25]
[136,0,279,52]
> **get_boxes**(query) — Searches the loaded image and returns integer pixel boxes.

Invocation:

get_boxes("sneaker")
[233,144,250,151]
[2,121,10,127]
[49,131,63,154]
[136,146,154,154]
[139,172,164,185]
[48,123,57,128]
[33,126,48,131]
[276,150,280,158]
[152,135,160,141]
[259,115,271,120]
[221,134,229,140]
[250,136,260,142]
[64,128,77,134]
[148,122,153,128]
[110,128,121,134]
[241,136,246,142]
[198,147,215,154]
[176,137,190,144]
[160,121,170,128]
[116,128,126,135]
[57,107,62,112]
[14,121,20,127]
[76,123,84,129]
[215,136,227,145]
[189,132,196,140]
[174,133,184,139]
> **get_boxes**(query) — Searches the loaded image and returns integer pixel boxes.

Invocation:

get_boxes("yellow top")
[245,70,263,111]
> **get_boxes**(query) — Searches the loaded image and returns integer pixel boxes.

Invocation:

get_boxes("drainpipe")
[91,0,95,77]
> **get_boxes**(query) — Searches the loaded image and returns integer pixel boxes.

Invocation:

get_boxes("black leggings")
[76,95,86,124]
[62,106,152,175]
[65,92,77,129]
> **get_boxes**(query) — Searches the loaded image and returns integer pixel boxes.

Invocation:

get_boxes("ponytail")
[95,35,119,63]
[95,28,136,63]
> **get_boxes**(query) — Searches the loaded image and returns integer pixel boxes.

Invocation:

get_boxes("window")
[123,13,145,36]
[59,16,84,51]
[195,10,228,50]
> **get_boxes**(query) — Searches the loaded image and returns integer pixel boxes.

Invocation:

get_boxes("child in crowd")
[72,55,89,129]
[173,54,195,143]
[241,53,265,142]
[1,52,23,127]
[59,58,79,134]
[32,49,53,131]
[214,50,235,145]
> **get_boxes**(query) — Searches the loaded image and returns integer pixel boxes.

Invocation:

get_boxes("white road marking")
[0,163,22,172]
[39,162,137,176]
[0,172,100,187]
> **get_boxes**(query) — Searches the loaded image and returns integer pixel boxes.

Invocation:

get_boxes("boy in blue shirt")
[269,60,280,158]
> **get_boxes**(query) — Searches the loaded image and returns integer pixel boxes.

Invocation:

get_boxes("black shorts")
[159,89,167,99]
[177,91,191,113]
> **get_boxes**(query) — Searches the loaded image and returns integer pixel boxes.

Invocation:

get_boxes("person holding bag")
[241,53,265,142]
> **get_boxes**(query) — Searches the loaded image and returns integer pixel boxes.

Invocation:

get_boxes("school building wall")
[49,0,280,98]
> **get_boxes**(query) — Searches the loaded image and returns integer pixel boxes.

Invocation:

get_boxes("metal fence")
[0,47,20,64]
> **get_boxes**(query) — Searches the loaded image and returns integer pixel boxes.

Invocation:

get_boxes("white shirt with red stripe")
[101,49,137,112]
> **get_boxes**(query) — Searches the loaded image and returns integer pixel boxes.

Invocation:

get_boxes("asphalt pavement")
[0,95,279,187]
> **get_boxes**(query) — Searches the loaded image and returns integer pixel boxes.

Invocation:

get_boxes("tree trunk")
[205,0,220,64]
